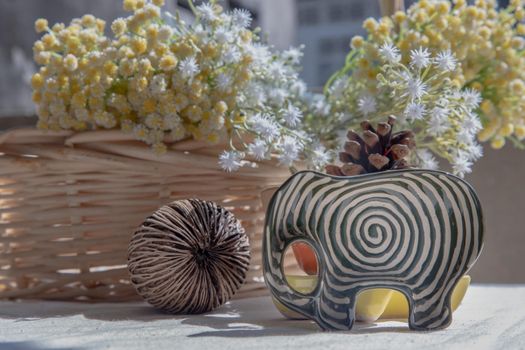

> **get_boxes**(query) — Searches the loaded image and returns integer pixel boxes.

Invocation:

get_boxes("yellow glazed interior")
[273,275,471,322]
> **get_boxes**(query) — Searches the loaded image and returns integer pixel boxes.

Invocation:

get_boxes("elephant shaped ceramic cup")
[263,169,484,331]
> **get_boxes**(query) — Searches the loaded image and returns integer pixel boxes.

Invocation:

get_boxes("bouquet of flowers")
[31,0,329,172]
[328,44,482,176]
[322,0,525,176]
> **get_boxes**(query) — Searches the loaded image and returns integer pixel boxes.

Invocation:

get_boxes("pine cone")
[326,116,415,176]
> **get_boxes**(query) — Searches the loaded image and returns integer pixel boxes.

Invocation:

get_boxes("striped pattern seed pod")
[128,199,250,314]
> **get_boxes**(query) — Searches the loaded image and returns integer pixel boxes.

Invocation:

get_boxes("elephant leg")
[316,282,357,331]
[408,289,453,331]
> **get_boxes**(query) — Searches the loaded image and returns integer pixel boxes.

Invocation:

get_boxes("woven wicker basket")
[0,128,292,301]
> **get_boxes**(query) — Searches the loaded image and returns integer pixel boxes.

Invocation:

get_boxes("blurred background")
[0,0,522,283]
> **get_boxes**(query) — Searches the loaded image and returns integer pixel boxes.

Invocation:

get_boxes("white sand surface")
[0,285,523,350]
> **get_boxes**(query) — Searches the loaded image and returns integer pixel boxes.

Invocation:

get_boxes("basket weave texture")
[0,128,291,301]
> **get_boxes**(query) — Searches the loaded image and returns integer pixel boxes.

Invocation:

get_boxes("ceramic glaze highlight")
[263,169,484,331]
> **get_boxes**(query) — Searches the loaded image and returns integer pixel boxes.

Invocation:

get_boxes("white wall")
[466,145,525,283]
[257,0,297,50]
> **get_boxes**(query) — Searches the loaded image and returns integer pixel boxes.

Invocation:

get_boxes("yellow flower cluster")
[337,0,525,150]
[31,0,312,166]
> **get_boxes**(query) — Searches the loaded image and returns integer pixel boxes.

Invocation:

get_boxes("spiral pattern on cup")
[263,170,483,331]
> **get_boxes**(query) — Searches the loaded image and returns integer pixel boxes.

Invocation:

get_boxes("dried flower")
[34,18,48,33]
[323,45,483,177]
[327,0,525,150]
[32,0,324,172]
[219,151,243,172]
[357,95,377,116]
[232,8,252,28]
[281,104,303,127]
[434,50,457,72]
[452,153,473,178]
[410,47,431,70]
[247,139,268,161]
[417,149,438,170]
[379,42,400,63]
[178,56,199,79]
[277,136,301,166]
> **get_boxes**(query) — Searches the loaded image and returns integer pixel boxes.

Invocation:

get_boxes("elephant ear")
[260,186,279,209]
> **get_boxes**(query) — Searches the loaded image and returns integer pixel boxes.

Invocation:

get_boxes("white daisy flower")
[461,88,482,109]
[434,50,457,71]
[357,95,377,116]
[215,26,232,44]
[243,83,266,105]
[452,153,473,178]
[428,116,450,136]
[216,73,232,91]
[457,129,475,145]
[193,24,208,42]
[404,75,428,100]
[461,112,483,134]
[197,3,216,23]
[309,145,331,169]
[281,104,303,127]
[268,61,287,80]
[268,88,288,105]
[290,80,307,97]
[247,139,268,160]
[379,42,401,63]
[284,136,303,153]
[179,56,199,79]
[245,43,271,66]
[310,94,330,116]
[232,8,252,28]
[410,47,431,69]
[405,101,427,121]
[417,149,439,170]
[465,142,484,161]
[249,113,280,141]
[219,150,243,172]
[282,47,303,65]
[427,106,450,135]
[222,47,241,64]
[430,106,449,121]
[277,136,301,166]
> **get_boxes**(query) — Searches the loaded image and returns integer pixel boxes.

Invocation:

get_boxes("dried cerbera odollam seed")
[128,199,250,314]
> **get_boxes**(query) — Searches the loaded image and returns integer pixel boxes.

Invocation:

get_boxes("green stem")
[323,50,359,95]
[186,0,198,16]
